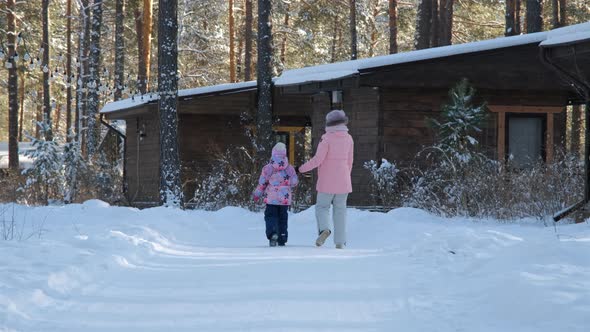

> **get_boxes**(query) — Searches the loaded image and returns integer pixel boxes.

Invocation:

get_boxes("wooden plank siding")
[124,109,161,205]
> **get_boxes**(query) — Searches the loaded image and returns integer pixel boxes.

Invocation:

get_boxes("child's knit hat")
[326,109,348,127]
[272,142,287,158]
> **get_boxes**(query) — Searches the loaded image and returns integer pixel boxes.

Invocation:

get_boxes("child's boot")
[269,234,278,247]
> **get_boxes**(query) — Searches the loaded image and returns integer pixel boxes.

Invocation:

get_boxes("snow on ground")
[1,201,589,331]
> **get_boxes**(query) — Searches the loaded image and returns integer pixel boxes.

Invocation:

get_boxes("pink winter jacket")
[299,129,354,194]
[253,154,299,206]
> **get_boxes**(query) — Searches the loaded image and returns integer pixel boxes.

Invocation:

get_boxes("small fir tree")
[22,121,62,204]
[62,135,87,203]
[430,78,488,163]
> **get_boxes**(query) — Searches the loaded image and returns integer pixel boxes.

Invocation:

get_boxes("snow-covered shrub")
[21,122,63,204]
[405,149,583,222]
[191,144,313,211]
[18,123,124,206]
[191,145,259,210]
[62,137,87,203]
[363,159,401,206]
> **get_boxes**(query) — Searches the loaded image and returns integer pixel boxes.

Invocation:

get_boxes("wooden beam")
[488,105,565,114]
[546,113,554,162]
[497,111,505,161]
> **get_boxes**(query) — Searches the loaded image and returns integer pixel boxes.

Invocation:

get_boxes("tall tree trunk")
[526,0,543,33]
[237,27,244,81]
[55,103,62,133]
[349,0,358,60]
[430,0,439,47]
[551,0,559,28]
[42,0,52,141]
[244,0,253,81]
[66,0,73,141]
[158,0,183,207]
[36,89,42,139]
[368,2,378,58]
[7,0,19,169]
[438,0,453,46]
[256,0,273,163]
[76,0,90,143]
[415,0,432,50]
[18,71,25,142]
[558,0,566,26]
[515,0,522,34]
[87,0,104,157]
[114,0,125,100]
[138,0,153,93]
[572,105,581,156]
[280,4,290,66]
[389,0,398,54]
[506,0,516,36]
[229,0,236,82]
[330,16,339,62]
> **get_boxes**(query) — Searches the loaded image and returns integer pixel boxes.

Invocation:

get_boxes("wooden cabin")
[539,26,590,220]
[100,22,590,208]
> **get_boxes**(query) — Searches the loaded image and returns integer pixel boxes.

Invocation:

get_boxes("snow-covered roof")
[0,142,35,169]
[541,22,590,47]
[541,31,590,47]
[101,22,590,114]
[277,22,590,86]
[100,81,257,114]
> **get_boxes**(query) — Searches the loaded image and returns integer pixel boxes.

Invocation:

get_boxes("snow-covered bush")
[191,145,259,210]
[18,123,124,206]
[405,149,583,222]
[21,122,62,204]
[62,137,87,203]
[191,144,312,211]
[363,159,401,206]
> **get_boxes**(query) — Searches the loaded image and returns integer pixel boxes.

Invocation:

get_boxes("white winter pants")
[315,192,348,246]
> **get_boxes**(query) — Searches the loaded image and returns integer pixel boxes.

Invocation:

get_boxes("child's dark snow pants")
[264,204,289,244]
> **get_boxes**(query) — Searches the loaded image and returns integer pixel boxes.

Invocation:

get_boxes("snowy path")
[1,201,589,331]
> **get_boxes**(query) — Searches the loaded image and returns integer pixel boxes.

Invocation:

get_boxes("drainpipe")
[99,114,128,201]
[541,46,590,221]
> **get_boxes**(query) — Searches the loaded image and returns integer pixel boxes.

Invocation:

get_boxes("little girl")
[253,142,298,247]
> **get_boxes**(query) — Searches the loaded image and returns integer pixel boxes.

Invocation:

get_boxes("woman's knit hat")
[326,109,348,127]
[272,142,287,158]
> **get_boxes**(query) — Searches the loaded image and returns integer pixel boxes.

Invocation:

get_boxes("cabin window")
[507,114,545,168]
[330,90,343,110]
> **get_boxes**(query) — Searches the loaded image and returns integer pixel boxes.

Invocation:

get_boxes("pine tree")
[229,0,236,82]
[158,0,183,207]
[86,0,104,157]
[137,0,153,93]
[526,0,543,33]
[63,136,87,203]
[42,0,52,141]
[7,0,19,169]
[244,0,253,81]
[349,0,358,60]
[430,79,488,163]
[438,0,453,46]
[23,121,62,204]
[66,0,73,141]
[256,0,274,164]
[415,0,432,50]
[114,0,126,101]
[388,0,398,54]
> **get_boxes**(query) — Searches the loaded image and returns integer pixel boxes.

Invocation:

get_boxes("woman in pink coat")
[298,110,354,249]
